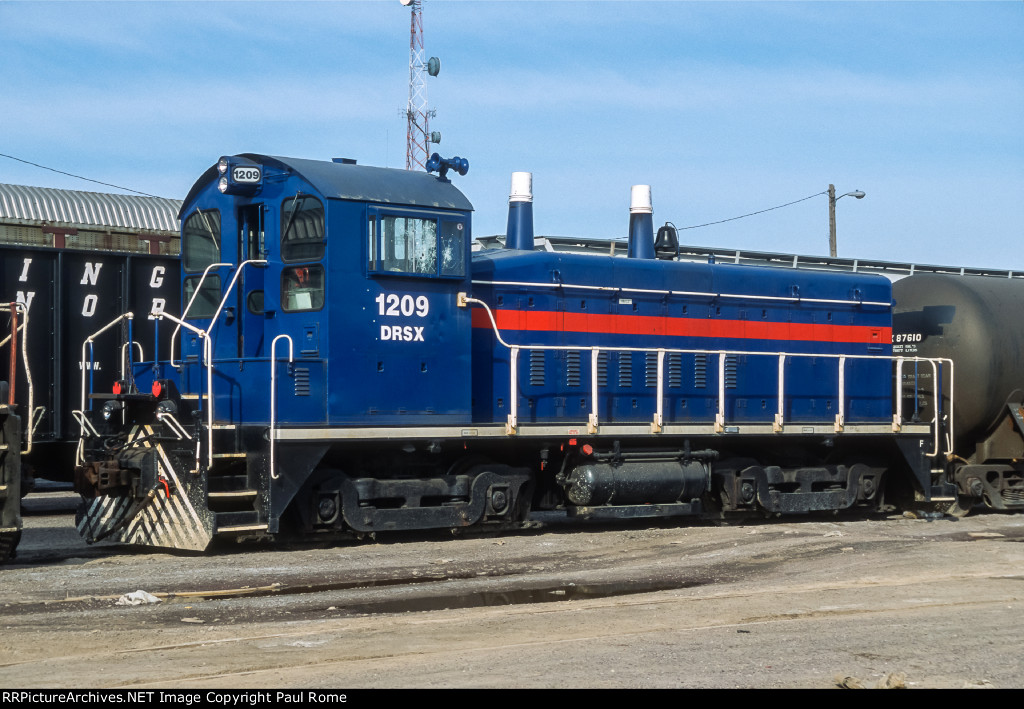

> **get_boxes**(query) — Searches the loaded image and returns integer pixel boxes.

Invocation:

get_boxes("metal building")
[0,183,181,255]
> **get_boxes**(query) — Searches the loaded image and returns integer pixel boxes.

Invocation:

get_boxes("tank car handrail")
[269,335,294,480]
[893,357,954,457]
[461,293,955,457]
[470,279,891,308]
[169,262,231,368]
[0,302,33,454]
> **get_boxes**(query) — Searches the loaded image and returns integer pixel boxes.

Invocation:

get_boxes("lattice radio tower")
[402,0,438,171]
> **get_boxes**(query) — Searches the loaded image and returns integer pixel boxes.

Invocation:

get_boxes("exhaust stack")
[505,172,535,251]
[627,185,655,259]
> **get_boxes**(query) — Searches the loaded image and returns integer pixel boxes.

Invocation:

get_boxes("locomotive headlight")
[102,400,124,421]
[215,157,263,195]
[156,399,177,416]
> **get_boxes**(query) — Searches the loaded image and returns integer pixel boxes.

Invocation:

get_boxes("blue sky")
[2,0,1022,269]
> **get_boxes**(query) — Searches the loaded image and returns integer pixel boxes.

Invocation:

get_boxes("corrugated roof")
[0,183,181,234]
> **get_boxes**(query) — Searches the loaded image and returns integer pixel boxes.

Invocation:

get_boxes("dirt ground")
[1,493,1022,689]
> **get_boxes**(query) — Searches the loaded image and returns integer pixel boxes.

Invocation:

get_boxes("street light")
[828,184,866,258]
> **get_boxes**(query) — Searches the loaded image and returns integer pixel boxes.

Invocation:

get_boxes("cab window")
[371,213,465,277]
[281,195,325,262]
[183,274,221,319]
[182,209,222,318]
[183,209,221,272]
[282,265,325,312]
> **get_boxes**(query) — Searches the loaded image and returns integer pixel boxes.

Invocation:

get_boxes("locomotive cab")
[75,154,486,549]
[173,154,475,427]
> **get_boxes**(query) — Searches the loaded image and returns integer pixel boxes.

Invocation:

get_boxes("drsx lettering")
[380,325,425,342]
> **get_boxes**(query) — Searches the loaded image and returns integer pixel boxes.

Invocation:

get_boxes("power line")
[679,191,828,231]
[0,153,161,198]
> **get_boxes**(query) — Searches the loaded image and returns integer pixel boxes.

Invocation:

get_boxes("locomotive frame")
[69,153,1016,553]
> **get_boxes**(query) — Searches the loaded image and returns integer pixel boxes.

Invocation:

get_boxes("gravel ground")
[1,492,1022,688]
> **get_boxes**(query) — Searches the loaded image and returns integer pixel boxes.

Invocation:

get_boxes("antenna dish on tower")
[402,0,438,171]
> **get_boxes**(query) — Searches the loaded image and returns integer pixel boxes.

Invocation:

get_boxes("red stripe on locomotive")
[471,308,888,345]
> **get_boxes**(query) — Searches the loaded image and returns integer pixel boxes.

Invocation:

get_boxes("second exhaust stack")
[627,185,655,259]
[505,172,534,251]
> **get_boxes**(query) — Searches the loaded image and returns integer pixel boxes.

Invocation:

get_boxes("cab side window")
[281,195,325,262]
[282,265,325,312]
[280,195,325,311]
[382,216,437,274]
[182,209,222,319]
[370,212,465,278]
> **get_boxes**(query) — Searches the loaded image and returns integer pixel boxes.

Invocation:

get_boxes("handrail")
[157,411,193,441]
[460,294,954,457]
[78,313,134,433]
[120,341,145,384]
[0,302,34,453]
[206,260,267,335]
[269,335,294,480]
[169,262,231,367]
[159,259,267,470]
[71,409,101,466]
[154,310,211,469]
[470,279,891,307]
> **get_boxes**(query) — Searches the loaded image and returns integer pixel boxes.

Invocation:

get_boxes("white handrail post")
[170,262,231,368]
[927,359,944,457]
[78,312,134,434]
[893,357,905,432]
[507,346,519,435]
[590,348,600,434]
[946,359,955,455]
[652,349,664,433]
[153,310,211,470]
[774,354,786,432]
[270,335,294,481]
[715,352,726,432]
[835,355,847,432]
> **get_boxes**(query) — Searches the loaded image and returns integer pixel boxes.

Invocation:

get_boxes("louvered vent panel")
[645,352,658,388]
[566,350,581,388]
[694,354,707,389]
[668,353,682,387]
[529,350,545,386]
[619,352,632,388]
[725,355,738,389]
[294,367,310,396]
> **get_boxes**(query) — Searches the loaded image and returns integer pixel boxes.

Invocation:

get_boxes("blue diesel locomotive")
[73,154,962,551]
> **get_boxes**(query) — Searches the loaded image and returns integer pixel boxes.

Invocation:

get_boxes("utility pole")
[828,184,866,258]
[828,184,837,258]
